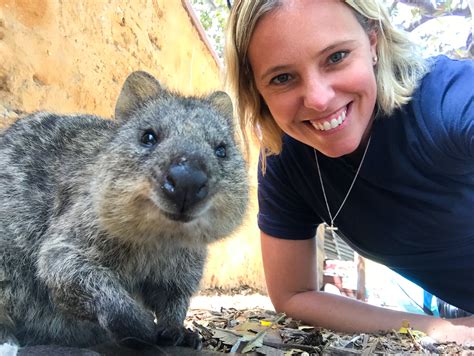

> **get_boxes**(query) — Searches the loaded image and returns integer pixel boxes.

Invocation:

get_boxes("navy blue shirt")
[258,56,474,313]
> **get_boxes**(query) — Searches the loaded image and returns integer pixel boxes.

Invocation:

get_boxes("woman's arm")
[261,231,474,344]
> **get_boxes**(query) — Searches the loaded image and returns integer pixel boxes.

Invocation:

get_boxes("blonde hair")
[224,0,428,171]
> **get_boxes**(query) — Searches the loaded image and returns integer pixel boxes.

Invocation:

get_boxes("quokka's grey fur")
[0,71,248,349]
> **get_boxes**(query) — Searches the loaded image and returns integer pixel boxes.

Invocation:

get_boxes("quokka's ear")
[207,91,234,121]
[115,71,163,121]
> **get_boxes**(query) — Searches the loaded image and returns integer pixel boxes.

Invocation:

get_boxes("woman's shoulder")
[397,55,473,131]
[419,55,473,96]
[265,135,314,163]
[407,55,474,162]
[420,55,472,119]
[429,54,472,66]
[261,135,315,179]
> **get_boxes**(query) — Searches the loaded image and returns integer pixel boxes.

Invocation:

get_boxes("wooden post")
[316,224,326,291]
[355,252,367,301]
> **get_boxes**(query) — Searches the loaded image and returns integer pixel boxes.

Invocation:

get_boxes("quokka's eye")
[141,129,158,147]
[215,144,226,158]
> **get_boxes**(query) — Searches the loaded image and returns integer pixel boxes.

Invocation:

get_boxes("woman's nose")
[302,75,335,112]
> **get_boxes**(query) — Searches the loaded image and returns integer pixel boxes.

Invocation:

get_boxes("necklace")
[314,136,372,238]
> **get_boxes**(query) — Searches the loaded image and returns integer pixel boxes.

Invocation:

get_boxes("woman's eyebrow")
[317,39,357,56]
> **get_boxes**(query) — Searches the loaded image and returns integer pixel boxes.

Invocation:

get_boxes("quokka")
[0,71,248,351]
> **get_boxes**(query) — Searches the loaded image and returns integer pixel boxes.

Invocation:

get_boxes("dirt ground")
[185,288,473,355]
[12,288,474,355]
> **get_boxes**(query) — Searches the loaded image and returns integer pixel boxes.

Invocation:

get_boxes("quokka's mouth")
[162,210,196,223]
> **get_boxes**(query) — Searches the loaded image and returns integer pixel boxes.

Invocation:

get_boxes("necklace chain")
[314,136,372,232]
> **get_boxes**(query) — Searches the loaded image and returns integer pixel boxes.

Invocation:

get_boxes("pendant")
[327,224,341,260]
[325,223,339,242]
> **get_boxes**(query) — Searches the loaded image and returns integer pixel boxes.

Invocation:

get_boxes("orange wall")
[0,0,220,117]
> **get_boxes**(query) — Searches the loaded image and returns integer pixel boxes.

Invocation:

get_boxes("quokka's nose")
[161,160,209,212]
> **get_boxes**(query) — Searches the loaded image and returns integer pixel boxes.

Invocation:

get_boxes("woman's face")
[248,0,378,157]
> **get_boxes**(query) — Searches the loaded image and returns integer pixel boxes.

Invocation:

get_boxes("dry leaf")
[212,328,241,346]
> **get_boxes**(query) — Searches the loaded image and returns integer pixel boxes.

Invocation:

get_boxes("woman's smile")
[307,105,349,132]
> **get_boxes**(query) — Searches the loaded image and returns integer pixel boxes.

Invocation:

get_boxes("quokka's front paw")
[155,325,202,350]
[102,309,156,349]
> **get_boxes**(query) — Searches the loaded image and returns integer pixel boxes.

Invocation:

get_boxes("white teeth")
[310,109,347,131]
[339,110,346,124]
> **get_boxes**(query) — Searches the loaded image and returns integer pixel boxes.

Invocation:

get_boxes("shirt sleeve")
[257,144,321,240]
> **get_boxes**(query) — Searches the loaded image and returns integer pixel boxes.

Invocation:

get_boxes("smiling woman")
[224,0,474,345]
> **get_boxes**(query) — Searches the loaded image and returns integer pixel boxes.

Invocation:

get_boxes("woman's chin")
[316,144,359,158]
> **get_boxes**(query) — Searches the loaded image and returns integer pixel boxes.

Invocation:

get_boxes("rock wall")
[0,0,265,291]
[0,0,221,118]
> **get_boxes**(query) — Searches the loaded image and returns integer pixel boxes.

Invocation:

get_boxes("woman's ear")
[369,30,378,60]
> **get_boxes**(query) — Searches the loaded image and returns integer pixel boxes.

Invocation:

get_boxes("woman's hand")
[430,316,474,345]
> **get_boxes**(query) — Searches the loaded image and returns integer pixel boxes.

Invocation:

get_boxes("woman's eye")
[140,130,158,147]
[270,73,292,85]
[328,51,349,64]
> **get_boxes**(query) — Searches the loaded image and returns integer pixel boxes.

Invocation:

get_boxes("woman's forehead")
[248,0,366,63]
